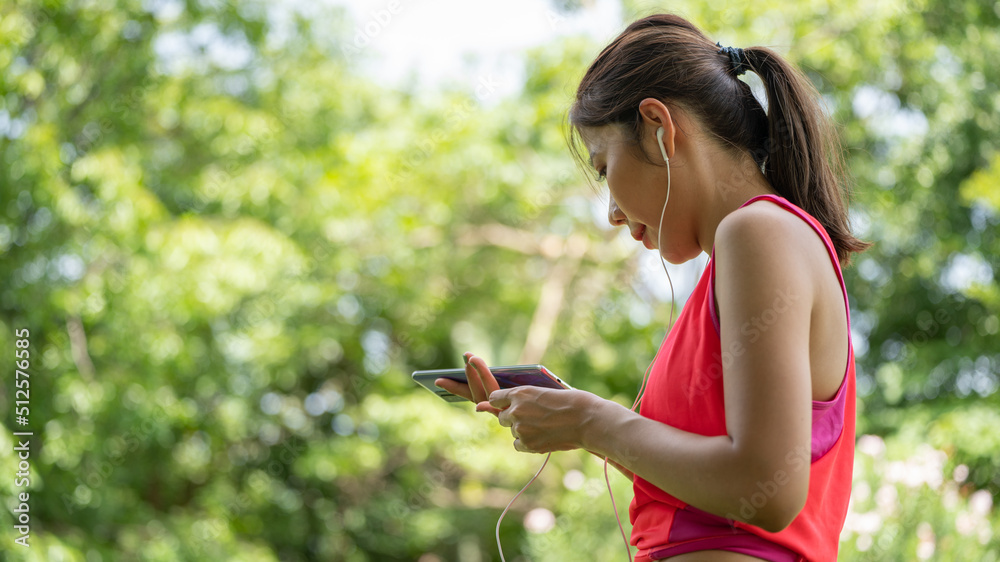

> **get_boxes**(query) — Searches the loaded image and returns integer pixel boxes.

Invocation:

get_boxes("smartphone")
[412,364,571,402]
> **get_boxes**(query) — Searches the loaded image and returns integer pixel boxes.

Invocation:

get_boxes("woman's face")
[579,123,701,264]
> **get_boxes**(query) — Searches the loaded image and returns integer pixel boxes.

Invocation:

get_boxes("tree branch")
[517,234,588,364]
[67,316,96,381]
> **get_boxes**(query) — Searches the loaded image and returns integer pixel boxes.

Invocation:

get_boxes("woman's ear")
[638,98,676,161]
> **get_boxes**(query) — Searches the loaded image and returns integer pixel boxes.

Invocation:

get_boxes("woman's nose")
[608,196,627,226]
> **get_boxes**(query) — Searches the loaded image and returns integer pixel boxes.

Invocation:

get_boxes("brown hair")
[567,13,870,265]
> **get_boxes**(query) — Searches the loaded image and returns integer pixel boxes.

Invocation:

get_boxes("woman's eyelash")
[597,169,607,182]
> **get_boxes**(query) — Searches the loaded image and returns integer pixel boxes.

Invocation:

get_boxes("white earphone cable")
[632,126,675,412]
[496,452,551,562]
[494,127,676,562]
[605,126,676,561]
[605,455,633,560]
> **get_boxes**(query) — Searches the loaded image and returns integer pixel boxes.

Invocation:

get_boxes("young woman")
[436,13,868,561]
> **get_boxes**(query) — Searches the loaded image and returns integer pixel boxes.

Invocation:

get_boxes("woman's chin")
[656,247,700,266]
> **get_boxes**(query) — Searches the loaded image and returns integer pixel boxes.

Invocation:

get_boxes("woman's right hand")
[435,352,503,416]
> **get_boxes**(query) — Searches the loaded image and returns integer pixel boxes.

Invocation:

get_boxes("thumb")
[488,389,512,410]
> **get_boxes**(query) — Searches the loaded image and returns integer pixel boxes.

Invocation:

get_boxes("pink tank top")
[629,194,856,562]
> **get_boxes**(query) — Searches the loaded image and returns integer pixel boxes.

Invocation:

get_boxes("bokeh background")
[1,0,999,560]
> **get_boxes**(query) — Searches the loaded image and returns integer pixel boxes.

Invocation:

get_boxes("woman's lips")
[631,225,645,242]
[631,224,655,250]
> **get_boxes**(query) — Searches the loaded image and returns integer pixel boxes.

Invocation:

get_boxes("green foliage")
[1,0,998,560]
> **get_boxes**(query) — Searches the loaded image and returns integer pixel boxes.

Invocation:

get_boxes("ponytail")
[742,46,872,265]
[569,14,871,266]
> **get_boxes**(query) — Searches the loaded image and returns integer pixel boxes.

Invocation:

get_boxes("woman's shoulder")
[717,197,825,260]
[714,196,836,307]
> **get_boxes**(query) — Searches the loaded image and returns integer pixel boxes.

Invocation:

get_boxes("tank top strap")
[707,194,853,337]
[733,194,853,333]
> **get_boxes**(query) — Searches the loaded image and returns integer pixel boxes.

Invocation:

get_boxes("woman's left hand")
[488,385,600,454]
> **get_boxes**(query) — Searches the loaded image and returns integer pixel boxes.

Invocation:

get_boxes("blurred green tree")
[0,0,997,560]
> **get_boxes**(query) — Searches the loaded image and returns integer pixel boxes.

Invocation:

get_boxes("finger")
[435,378,473,401]
[464,353,489,404]
[475,401,502,416]
[468,355,501,397]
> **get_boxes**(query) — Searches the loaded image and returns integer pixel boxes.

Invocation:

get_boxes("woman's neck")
[696,152,778,255]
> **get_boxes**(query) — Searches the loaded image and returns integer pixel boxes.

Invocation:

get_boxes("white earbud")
[656,126,669,164]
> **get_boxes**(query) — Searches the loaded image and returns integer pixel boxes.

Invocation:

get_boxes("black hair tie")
[716,42,748,77]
